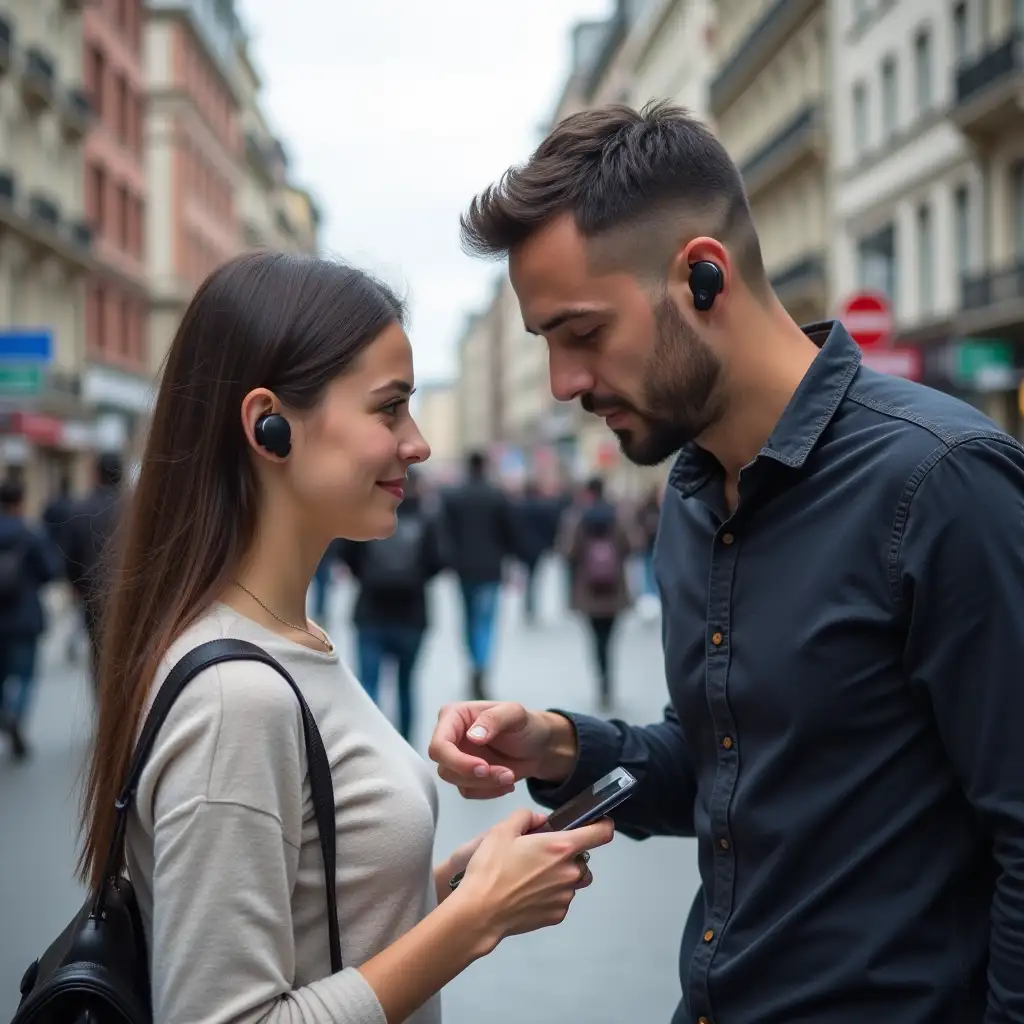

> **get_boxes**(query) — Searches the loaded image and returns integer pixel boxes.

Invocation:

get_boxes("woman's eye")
[380,399,407,417]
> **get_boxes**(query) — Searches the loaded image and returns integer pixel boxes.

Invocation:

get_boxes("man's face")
[510,215,724,466]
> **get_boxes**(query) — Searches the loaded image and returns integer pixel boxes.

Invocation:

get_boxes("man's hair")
[585,476,604,500]
[466,451,487,477]
[461,101,766,292]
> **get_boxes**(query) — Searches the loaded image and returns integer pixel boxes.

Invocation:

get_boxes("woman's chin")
[343,509,397,542]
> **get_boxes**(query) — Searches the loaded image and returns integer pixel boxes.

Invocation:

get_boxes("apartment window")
[1013,163,1024,259]
[93,165,107,237]
[952,4,968,62]
[858,224,898,308]
[117,185,130,249]
[115,75,129,145]
[881,57,898,137]
[917,204,934,314]
[95,285,107,349]
[853,82,869,156]
[121,297,133,356]
[953,185,971,274]
[86,162,102,225]
[132,196,144,258]
[88,46,105,121]
[914,29,933,113]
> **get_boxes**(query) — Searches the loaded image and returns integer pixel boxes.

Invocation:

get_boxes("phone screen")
[532,768,636,833]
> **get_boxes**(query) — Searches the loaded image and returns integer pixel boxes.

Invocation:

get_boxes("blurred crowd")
[0,446,659,760]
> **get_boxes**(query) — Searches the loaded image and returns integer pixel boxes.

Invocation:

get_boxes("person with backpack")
[337,468,443,742]
[0,477,63,760]
[559,477,633,712]
[15,254,612,1024]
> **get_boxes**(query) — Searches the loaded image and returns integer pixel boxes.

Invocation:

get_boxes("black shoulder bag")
[11,638,343,1024]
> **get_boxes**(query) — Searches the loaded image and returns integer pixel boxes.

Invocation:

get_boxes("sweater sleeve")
[142,661,387,1024]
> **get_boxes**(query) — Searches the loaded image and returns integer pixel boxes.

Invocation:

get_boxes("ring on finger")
[575,851,590,882]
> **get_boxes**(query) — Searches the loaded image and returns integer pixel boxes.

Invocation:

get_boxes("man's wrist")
[531,710,579,785]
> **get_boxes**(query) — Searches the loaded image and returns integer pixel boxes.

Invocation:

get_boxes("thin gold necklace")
[230,580,334,653]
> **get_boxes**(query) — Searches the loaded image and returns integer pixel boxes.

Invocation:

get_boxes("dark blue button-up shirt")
[529,322,1024,1023]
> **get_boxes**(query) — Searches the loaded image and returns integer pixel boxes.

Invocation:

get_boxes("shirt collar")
[669,320,862,497]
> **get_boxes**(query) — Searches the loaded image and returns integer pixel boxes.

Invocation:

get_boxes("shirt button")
[722,735,734,749]
[703,928,714,942]
[721,532,735,545]
[719,837,730,850]
[711,631,724,646]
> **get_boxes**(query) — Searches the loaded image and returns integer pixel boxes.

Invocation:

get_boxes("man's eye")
[576,326,602,343]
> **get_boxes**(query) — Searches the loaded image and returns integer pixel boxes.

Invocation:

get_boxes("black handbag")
[11,638,343,1024]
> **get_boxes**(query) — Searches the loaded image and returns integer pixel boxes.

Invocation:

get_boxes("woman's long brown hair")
[79,252,405,890]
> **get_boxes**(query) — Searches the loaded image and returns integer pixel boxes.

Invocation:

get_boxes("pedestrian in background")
[0,477,63,760]
[633,484,662,621]
[338,469,444,742]
[559,476,632,712]
[513,479,561,626]
[438,451,520,700]
[64,451,124,685]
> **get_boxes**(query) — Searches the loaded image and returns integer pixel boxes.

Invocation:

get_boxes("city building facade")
[454,293,503,458]
[82,0,151,463]
[833,0,1024,434]
[413,381,460,482]
[711,0,830,327]
[0,0,98,510]
[143,0,244,377]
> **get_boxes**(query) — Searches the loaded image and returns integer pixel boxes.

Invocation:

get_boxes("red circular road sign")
[839,292,893,349]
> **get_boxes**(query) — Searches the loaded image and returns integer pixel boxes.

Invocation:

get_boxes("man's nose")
[548,351,593,403]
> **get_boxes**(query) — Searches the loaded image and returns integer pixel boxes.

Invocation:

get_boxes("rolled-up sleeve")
[527,704,697,840]
[897,436,1024,1023]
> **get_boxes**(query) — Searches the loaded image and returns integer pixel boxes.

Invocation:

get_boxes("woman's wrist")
[433,857,455,904]
[440,884,501,959]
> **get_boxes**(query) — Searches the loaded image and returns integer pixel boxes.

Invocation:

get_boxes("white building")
[831,0,1024,432]
[0,0,98,510]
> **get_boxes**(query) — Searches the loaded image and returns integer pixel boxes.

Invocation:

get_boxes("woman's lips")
[376,480,405,499]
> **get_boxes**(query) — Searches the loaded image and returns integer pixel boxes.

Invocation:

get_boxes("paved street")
[0,563,699,1023]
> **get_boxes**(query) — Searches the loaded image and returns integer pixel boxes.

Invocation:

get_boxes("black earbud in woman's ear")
[254,412,292,458]
[688,261,723,312]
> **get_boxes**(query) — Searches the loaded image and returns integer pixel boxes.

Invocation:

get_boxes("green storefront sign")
[952,339,1015,387]
[0,364,44,396]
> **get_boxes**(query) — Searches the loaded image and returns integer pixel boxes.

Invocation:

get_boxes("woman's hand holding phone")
[448,808,614,951]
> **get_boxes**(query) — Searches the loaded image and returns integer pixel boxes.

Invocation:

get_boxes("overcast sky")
[239,0,614,384]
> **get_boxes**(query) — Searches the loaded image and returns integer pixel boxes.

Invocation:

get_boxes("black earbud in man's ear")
[254,412,292,458]
[688,261,723,312]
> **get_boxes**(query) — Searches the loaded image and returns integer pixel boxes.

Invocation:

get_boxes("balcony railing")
[709,0,817,116]
[739,103,822,195]
[20,46,56,110]
[70,220,93,249]
[29,193,61,228]
[956,30,1024,106]
[0,14,12,75]
[770,252,826,294]
[0,169,15,203]
[961,261,1024,311]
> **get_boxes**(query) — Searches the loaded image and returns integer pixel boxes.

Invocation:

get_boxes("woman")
[78,253,613,1024]
[560,477,632,713]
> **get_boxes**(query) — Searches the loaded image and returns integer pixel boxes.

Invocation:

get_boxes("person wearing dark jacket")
[439,451,519,700]
[514,480,562,625]
[64,451,124,682]
[0,478,63,759]
[337,471,444,742]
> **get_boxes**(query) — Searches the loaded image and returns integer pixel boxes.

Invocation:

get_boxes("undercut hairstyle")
[461,101,767,295]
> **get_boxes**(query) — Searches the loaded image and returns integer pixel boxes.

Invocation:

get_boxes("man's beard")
[583,296,723,467]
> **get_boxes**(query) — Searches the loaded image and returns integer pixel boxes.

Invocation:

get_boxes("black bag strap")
[94,638,343,973]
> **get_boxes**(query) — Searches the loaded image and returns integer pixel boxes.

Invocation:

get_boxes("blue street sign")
[0,329,52,362]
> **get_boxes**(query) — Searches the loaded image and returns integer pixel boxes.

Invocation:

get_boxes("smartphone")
[528,767,637,833]
[448,767,636,890]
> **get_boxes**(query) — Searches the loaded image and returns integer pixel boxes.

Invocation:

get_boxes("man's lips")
[376,480,405,499]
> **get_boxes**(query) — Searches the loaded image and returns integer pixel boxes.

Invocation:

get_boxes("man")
[513,479,561,625]
[65,451,123,683]
[0,478,62,759]
[430,102,1024,1022]
[438,451,519,699]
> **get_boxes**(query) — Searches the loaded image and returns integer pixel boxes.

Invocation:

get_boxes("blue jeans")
[459,581,500,672]
[642,550,657,595]
[356,625,424,741]
[0,637,39,725]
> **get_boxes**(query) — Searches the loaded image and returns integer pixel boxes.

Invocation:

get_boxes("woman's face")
[284,322,430,541]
